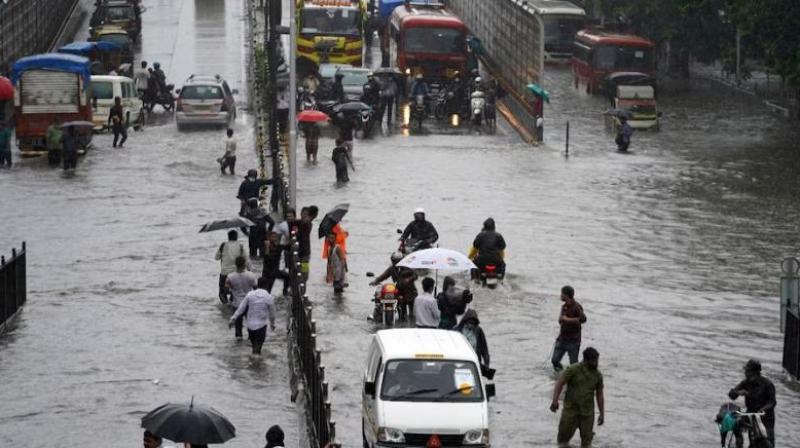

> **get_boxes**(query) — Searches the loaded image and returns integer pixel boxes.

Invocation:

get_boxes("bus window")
[595,46,616,70]
[405,28,463,54]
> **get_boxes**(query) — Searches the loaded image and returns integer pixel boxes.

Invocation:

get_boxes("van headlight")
[463,429,489,445]
[377,427,405,443]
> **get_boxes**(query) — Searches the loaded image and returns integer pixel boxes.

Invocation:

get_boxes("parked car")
[338,67,372,102]
[89,75,145,131]
[362,329,494,448]
[175,74,237,130]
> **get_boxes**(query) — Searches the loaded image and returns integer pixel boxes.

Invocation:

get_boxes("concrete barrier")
[446,0,544,142]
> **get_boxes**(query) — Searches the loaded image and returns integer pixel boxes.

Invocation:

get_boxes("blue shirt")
[0,128,12,152]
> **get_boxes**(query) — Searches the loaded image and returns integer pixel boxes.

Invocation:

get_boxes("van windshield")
[380,360,482,402]
[90,81,114,100]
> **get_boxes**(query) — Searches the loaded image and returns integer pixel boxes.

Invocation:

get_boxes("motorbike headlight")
[463,429,489,445]
[377,427,405,443]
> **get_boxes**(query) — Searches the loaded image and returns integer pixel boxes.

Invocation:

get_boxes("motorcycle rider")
[152,62,167,96]
[362,72,382,107]
[615,116,634,151]
[370,252,418,322]
[237,169,274,215]
[469,218,506,280]
[728,359,776,447]
[409,74,430,99]
[400,208,439,251]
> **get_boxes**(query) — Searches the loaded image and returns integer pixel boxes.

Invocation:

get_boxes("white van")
[89,75,144,131]
[362,329,494,447]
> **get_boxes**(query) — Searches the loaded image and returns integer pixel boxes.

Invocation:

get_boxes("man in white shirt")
[230,277,276,354]
[218,128,237,175]
[215,230,248,304]
[225,256,257,339]
[273,208,296,270]
[414,277,440,328]
[134,61,150,97]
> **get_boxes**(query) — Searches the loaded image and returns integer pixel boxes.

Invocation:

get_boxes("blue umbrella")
[526,83,550,103]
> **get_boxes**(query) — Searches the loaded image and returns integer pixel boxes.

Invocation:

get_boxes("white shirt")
[224,138,237,156]
[275,221,291,246]
[414,292,440,328]
[215,240,248,275]
[231,289,276,331]
[134,70,149,90]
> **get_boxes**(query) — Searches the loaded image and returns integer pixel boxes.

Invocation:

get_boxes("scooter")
[480,264,504,289]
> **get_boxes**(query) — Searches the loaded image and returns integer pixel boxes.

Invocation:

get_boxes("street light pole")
[288,0,298,209]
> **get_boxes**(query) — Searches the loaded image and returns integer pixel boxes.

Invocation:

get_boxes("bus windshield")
[404,27,464,54]
[544,16,585,46]
[595,45,652,72]
[301,8,361,36]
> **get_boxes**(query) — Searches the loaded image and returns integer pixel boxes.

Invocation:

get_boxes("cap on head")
[414,207,425,215]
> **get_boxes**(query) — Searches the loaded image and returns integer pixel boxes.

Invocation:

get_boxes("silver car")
[175,74,237,130]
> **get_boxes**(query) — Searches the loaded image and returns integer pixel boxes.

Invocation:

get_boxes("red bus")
[571,29,655,94]
[386,1,468,82]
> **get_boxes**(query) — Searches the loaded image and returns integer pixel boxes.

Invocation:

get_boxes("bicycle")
[717,408,773,448]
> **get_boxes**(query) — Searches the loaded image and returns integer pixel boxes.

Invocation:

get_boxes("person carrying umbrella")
[141,398,236,446]
[230,276,276,354]
[215,230,248,304]
[60,125,79,170]
[319,204,349,260]
[242,198,274,258]
[0,122,11,168]
[325,231,348,294]
[304,122,320,164]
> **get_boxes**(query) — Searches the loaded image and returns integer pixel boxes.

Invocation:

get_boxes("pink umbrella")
[297,110,329,123]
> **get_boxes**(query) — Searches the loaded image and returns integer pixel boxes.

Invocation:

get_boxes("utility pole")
[288,0,298,209]
[735,27,741,85]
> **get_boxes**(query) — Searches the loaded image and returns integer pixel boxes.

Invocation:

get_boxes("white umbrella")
[397,248,476,272]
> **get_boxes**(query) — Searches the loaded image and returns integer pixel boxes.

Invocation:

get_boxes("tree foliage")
[575,0,800,86]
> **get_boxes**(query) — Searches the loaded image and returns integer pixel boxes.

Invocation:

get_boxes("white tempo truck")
[362,329,495,448]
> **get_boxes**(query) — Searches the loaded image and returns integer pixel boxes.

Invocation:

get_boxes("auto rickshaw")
[91,26,134,68]
[603,72,661,132]
[58,41,132,78]
[90,0,142,40]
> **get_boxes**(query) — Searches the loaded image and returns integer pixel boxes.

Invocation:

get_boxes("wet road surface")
[296,66,800,447]
[1,1,799,447]
[0,1,298,447]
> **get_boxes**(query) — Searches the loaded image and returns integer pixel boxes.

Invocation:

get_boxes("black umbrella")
[606,108,633,119]
[334,101,370,113]
[199,217,255,233]
[141,398,236,445]
[318,203,350,238]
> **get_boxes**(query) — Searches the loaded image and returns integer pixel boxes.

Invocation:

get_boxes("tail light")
[176,99,183,112]
[486,265,496,272]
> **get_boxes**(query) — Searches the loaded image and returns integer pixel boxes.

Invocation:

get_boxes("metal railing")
[1,242,27,331]
[247,0,339,446]
[784,312,800,379]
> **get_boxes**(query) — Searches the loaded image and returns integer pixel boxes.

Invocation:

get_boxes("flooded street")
[0,0,799,447]
[298,67,800,447]
[0,1,299,447]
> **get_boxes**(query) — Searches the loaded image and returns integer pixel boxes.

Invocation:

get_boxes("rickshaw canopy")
[11,53,92,89]
[58,41,123,56]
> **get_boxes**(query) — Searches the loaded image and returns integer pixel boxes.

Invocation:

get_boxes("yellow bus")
[297,0,366,67]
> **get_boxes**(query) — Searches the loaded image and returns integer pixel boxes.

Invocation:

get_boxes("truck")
[11,53,93,153]
[297,0,367,71]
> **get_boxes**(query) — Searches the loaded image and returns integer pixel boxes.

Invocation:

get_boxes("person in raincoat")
[615,116,633,151]
[325,231,347,294]
[331,140,350,183]
[469,217,506,280]
[46,122,62,166]
[437,277,471,329]
[322,222,348,260]
[455,309,490,375]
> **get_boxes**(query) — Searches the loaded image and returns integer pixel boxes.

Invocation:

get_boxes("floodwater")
[297,68,800,446]
[1,1,799,447]
[0,1,300,447]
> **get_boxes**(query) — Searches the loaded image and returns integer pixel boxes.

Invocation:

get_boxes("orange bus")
[571,29,655,94]
[386,1,469,82]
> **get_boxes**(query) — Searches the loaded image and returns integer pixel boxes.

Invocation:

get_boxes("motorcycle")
[410,94,427,131]
[479,263,504,289]
[395,229,430,256]
[366,280,399,327]
[142,84,175,113]
[470,90,486,129]
[358,106,377,138]
[433,90,456,121]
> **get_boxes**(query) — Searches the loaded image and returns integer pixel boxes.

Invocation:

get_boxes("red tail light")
[176,99,183,112]
[486,265,496,272]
